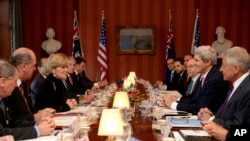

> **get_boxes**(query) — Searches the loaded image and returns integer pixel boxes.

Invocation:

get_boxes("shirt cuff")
[94,82,98,87]
[209,116,215,121]
[34,123,40,137]
[171,101,178,110]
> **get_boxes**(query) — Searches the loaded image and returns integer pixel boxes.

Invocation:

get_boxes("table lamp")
[128,71,136,79]
[112,92,130,109]
[98,109,124,141]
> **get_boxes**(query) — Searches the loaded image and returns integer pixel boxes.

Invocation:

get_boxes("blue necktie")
[186,79,193,95]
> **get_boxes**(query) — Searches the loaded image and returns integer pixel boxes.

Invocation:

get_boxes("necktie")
[200,76,205,87]
[170,71,174,83]
[19,83,31,113]
[0,100,8,125]
[216,86,234,118]
[62,80,68,90]
[186,79,193,95]
[68,75,73,86]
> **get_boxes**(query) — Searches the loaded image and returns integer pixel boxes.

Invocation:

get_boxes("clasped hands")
[198,108,228,140]
[162,94,180,108]
[37,116,56,136]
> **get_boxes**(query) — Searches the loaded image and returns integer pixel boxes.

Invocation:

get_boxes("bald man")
[3,47,55,124]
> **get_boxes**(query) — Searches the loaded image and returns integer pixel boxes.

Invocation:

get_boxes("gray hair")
[194,45,217,65]
[223,47,250,72]
[0,59,17,79]
[9,51,32,67]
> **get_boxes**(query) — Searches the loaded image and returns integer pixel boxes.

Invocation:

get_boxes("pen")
[54,131,59,136]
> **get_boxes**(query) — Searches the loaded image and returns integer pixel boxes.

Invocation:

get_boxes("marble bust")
[211,26,233,58]
[41,27,62,55]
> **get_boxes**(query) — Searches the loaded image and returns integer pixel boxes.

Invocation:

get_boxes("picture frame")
[116,26,155,54]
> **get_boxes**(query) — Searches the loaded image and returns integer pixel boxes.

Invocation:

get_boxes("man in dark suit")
[4,47,54,123]
[198,47,250,130]
[0,59,55,140]
[72,57,107,94]
[163,46,229,115]
[181,58,201,99]
[157,58,188,96]
[30,58,47,106]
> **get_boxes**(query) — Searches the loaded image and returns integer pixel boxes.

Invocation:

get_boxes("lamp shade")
[126,76,135,85]
[128,71,136,79]
[98,109,124,136]
[113,92,130,109]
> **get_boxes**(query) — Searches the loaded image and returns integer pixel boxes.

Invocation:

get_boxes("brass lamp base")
[106,136,115,141]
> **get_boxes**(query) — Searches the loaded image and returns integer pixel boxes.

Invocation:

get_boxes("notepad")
[167,117,202,127]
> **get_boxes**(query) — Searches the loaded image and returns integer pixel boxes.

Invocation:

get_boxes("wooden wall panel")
[79,0,195,83]
[0,0,11,59]
[14,0,250,85]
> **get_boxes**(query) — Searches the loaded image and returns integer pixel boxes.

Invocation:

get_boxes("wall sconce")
[98,109,124,141]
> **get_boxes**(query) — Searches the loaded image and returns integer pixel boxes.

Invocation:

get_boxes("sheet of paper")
[162,108,188,115]
[21,135,59,141]
[172,131,185,141]
[53,116,78,127]
[180,130,211,137]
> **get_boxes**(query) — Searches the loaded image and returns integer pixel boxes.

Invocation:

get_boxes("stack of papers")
[154,89,182,97]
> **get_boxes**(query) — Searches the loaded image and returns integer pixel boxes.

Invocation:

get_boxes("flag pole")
[96,11,105,81]
[74,11,84,57]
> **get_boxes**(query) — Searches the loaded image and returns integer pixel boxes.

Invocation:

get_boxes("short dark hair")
[75,57,86,65]
[174,57,184,65]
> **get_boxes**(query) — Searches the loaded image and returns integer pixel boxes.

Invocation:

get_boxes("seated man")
[157,58,187,96]
[30,57,47,106]
[163,46,229,115]
[198,47,250,129]
[0,59,55,140]
[72,57,107,94]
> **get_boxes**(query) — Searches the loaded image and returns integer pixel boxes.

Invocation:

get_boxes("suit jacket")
[180,75,201,101]
[34,74,74,112]
[3,81,36,122]
[30,73,46,106]
[0,100,37,140]
[167,70,187,96]
[177,66,229,114]
[213,74,250,128]
[72,72,95,94]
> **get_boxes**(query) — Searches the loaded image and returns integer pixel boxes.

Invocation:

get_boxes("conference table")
[85,111,218,141]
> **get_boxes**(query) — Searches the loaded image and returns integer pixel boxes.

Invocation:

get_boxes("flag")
[72,11,83,58]
[166,11,176,60]
[191,10,200,54]
[97,11,108,81]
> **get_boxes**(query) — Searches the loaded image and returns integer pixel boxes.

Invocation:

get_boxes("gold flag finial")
[102,11,105,18]
[196,9,199,16]
[74,11,77,16]
[169,10,172,19]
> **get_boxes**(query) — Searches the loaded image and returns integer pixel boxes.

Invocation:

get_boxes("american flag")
[97,12,108,81]
[191,10,200,54]
[72,11,83,58]
[166,11,176,60]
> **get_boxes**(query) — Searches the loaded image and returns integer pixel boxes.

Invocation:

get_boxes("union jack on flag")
[166,13,176,60]
[97,12,108,81]
[72,12,83,58]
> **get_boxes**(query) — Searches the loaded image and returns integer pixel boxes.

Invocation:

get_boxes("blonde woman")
[34,53,77,112]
